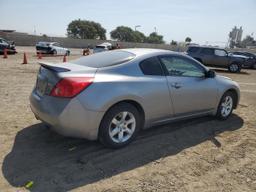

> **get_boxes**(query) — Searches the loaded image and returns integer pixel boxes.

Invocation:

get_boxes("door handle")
[171,82,182,89]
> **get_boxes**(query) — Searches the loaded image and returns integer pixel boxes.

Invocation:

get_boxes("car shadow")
[2,114,243,192]
[212,68,250,75]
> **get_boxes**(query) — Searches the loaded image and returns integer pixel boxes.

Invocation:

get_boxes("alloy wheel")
[109,111,136,143]
[221,95,233,117]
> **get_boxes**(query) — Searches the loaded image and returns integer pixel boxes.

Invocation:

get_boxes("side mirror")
[205,70,216,78]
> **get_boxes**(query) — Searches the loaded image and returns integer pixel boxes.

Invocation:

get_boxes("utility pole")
[135,25,141,31]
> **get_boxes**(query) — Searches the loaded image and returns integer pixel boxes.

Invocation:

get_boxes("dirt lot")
[0,46,256,192]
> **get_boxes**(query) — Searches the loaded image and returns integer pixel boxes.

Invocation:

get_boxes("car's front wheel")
[228,63,241,73]
[216,91,235,120]
[99,103,142,149]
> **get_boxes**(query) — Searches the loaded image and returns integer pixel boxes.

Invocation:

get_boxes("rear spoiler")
[38,62,70,72]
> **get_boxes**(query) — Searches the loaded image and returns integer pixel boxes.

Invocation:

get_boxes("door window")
[139,57,164,76]
[200,48,214,55]
[214,49,227,56]
[160,56,205,77]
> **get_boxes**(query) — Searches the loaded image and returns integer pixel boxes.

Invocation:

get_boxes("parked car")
[0,37,17,54]
[187,46,247,73]
[36,42,70,55]
[231,51,256,69]
[93,42,112,53]
[30,49,240,148]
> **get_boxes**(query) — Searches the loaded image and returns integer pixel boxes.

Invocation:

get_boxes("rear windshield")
[72,50,136,68]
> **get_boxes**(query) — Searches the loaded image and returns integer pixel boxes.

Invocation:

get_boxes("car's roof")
[37,41,57,44]
[188,45,224,49]
[72,48,186,68]
[122,48,173,56]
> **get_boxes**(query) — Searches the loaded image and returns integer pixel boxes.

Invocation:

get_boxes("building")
[228,26,243,48]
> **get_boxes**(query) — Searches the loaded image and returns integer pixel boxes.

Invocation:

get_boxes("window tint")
[73,50,135,68]
[214,49,227,56]
[187,47,199,53]
[160,56,205,77]
[139,57,163,76]
[200,48,214,55]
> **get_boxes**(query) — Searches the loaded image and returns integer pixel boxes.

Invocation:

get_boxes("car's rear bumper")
[30,90,104,140]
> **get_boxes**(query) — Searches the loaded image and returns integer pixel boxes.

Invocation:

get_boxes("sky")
[0,0,255,45]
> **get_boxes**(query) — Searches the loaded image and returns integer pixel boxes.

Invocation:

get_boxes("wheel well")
[230,62,241,67]
[226,89,239,109]
[105,100,145,126]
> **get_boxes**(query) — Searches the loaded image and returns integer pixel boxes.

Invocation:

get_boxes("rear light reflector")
[50,77,93,98]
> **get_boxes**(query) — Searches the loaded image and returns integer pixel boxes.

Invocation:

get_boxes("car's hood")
[229,54,248,59]
[216,74,232,81]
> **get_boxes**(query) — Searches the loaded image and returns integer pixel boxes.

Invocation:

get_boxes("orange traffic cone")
[38,52,42,59]
[63,55,67,62]
[3,48,8,59]
[22,52,28,64]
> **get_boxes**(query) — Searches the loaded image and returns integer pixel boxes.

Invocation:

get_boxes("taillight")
[50,77,93,98]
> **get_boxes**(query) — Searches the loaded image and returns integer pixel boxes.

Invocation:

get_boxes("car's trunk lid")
[35,61,97,97]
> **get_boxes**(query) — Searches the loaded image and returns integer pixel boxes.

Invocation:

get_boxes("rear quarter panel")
[77,60,174,126]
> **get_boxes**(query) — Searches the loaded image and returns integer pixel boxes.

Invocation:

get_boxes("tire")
[216,91,235,120]
[99,103,142,149]
[66,50,70,56]
[52,50,57,55]
[252,63,256,69]
[228,63,241,73]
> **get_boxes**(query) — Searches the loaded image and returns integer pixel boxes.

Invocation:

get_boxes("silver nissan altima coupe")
[30,48,240,148]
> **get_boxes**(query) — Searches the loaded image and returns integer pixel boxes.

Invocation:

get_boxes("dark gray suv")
[187,46,246,73]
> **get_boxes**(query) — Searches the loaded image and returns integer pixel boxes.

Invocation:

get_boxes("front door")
[213,49,230,67]
[159,55,218,116]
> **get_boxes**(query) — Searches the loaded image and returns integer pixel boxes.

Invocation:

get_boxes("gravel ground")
[0,47,256,192]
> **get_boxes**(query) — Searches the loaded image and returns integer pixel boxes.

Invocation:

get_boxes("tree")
[133,31,146,43]
[110,26,137,42]
[170,40,177,46]
[185,37,192,43]
[67,19,106,40]
[240,35,255,48]
[146,32,164,44]
[110,26,165,44]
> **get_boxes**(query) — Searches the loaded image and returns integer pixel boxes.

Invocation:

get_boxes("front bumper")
[30,90,104,140]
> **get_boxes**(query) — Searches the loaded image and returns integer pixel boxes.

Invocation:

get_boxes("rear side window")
[187,47,199,53]
[214,49,227,56]
[139,57,163,76]
[200,48,214,55]
[73,50,135,68]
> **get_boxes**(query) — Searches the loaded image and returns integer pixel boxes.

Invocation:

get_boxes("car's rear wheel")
[216,91,235,120]
[99,103,142,149]
[228,63,241,73]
